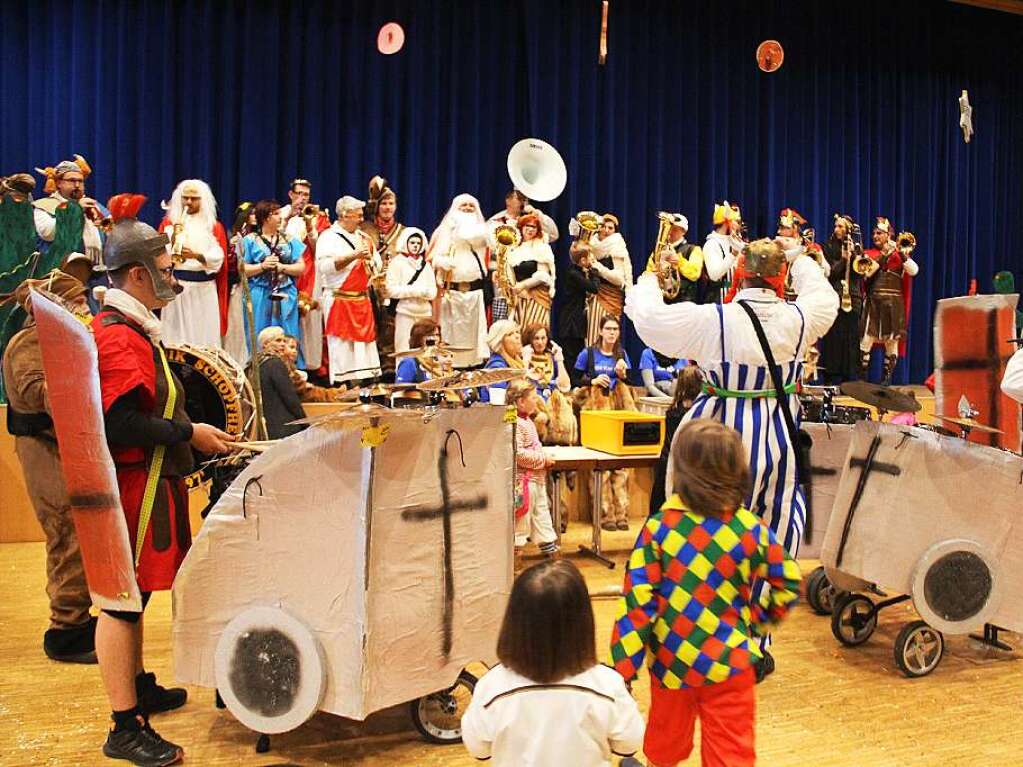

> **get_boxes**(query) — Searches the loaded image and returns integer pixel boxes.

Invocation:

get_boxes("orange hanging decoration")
[599,1,609,65]
[756,40,784,73]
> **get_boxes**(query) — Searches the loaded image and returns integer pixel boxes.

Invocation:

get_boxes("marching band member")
[487,189,559,242]
[240,200,307,366]
[583,213,631,347]
[317,195,382,384]
[701,201,743,304]
[627,238,838,676]
[386,227,436,354]
[429,194,490,368]
[223,202,255,366]
[506,213,556,330]
[92,195,235,764]
[858,217,919,384]
[819,214,866,384]
[361,176,407,379]
[33,155,104,268]
[558,244,601,382]
[653,213,703,304]
[280,178,330,373]
[251,326,306,439]
[157,179,227,349]
[2,271,97,664]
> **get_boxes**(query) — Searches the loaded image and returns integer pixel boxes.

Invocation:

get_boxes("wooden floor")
[2,526,1021,766]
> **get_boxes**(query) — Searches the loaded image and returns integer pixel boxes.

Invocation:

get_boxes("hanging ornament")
[599,1,609,65]
[959,89,974,144]
[756,40,784,73]
[377,22,405,55]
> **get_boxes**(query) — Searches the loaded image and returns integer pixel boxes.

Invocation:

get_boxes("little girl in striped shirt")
[506,379,558,564]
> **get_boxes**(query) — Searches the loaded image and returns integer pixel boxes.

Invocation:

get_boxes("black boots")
[135,672,188,715]
[103,713,183,766]
[43,616,97,664]
[755,650,776,684]
[882,354,897,385]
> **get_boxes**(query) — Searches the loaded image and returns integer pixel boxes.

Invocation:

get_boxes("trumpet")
[649,212,681,300]
[897,231,916,256]
[302,204,321,217]
[852,252,879,278]
[493,223,521,307]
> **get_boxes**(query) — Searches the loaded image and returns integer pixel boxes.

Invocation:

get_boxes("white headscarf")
[164,179,218,232]
[428,193,485,258]
[396,226,428,255]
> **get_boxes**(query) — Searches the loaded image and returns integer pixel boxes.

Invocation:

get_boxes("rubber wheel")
[894,620,945,678]
[831,593,877,646]
[806,566,837,616]
[410,669,477,744]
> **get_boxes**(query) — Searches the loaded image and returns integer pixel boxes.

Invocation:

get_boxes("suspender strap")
[736,300,813,538]
[135,345,177,567]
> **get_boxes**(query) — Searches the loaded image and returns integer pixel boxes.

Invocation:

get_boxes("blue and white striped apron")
[676,302,807,559]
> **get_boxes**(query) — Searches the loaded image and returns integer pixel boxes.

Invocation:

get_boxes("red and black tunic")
[93,309,194,591]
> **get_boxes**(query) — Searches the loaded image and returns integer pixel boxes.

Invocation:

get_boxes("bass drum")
[165,344,257,488]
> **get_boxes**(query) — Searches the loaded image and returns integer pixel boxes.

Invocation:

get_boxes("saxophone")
[493,223,521,310]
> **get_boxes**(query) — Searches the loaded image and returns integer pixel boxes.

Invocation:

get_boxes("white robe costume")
[430,195,489,368]
[317,223,382,383]
[160,213,225,349]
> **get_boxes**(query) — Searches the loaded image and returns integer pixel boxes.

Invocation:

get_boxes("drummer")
[395,319,446,384]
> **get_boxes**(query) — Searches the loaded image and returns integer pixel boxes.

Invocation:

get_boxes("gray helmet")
[103,217,176,301]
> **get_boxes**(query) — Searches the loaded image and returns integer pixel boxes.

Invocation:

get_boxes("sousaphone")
[507,138,567,202]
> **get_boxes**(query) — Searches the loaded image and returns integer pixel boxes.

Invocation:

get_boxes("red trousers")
[644,669,755,767]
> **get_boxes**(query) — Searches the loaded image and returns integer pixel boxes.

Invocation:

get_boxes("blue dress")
[479,353,512,403]
[241,233,306,368]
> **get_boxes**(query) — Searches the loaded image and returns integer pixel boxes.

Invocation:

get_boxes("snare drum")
[165,344,257,487]
[800,396,872,425]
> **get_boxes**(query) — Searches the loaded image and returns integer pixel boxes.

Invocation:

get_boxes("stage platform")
[2,523,1020,766]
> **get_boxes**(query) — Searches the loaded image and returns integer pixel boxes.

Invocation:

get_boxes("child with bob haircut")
[610,419,801,767]
[462,559,644,766]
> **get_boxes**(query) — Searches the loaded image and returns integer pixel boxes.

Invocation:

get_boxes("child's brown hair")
[505,378,536,409]
[496,560,596,683]
[670,419,750,518]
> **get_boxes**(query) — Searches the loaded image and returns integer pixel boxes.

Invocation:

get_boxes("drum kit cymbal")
[418,367,525,392]
[838,381,1005,437]
[839,381,922,413]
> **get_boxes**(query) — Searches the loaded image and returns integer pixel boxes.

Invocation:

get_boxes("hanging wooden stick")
[599,1,609,65]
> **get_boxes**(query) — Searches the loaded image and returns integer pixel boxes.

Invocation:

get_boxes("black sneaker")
[103,716,183,766]
[43,618,98,664]
[136,672,188,715]
[755,650,775,684]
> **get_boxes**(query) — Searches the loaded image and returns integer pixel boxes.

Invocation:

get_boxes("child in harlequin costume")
[91,194,236,765]
[507,379,558,568]
[610,420,801,767]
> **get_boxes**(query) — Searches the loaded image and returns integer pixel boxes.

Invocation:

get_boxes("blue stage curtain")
[3,0,1022,383]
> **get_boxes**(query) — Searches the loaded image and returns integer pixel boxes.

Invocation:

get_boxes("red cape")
[158,218,230,336]
[863,249,913,357]
[296,212,331,295]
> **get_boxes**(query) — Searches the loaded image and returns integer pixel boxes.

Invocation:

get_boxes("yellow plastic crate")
[579,410,665,455]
